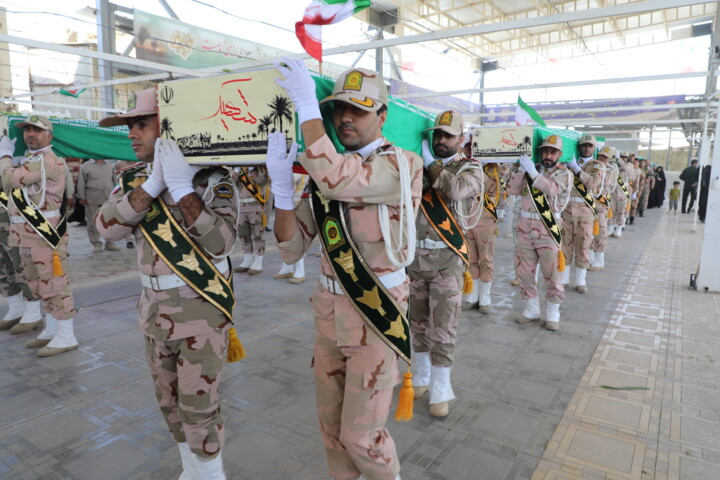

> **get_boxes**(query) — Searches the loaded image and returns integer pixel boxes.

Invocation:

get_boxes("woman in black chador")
[648,166,667,209]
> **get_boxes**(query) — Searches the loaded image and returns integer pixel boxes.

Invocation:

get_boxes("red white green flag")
[59,86,86,98]
[296,0,371,62]
[515,95,546,126]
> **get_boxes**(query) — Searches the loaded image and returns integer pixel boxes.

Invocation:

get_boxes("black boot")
[629,216,634,225]
[639,211,644,217]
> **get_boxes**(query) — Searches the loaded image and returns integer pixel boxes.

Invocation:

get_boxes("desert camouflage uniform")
[1,148,73,319]
[277,135,422,480]
[561,159,602,269]
[640,170,654,213]
[409,157,483,367]
[591,162,616,253]
[464,164,499,284]
[235,167,268,257]
[508,164,571,304]
[0,186,31,300]
[629,166,643,218]
[611,161,633,227]
[76,159,116,246]
[96,166,237,458]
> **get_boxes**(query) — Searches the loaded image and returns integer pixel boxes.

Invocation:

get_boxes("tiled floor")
[0,206,717,480]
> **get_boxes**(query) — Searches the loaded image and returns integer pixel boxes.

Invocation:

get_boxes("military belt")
[140,258,230,291]
[10,209,60,224]
[568,197,587,203]
[417,238,449,249]
[320,270,406,296]
[521,210,561,221]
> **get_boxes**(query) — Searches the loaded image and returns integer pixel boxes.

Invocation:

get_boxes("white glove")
[567,158,581,174]
[421,140,437,168]
[0,136,16,159]
[275,57,321,125]
[461,130,472,148]
[519,154,538,179]
[631,192,637,200]
[266,131,299,210]
[156,139,201,202]
[141,152,166,198]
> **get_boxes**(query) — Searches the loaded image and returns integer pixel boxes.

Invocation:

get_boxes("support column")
[95,0,116,114]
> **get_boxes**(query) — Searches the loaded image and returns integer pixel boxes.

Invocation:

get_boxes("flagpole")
[319,60,323,76]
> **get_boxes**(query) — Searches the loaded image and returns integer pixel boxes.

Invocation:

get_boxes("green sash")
[617,176,630,200]
[121,166,235,321]
[236,168,268,204]
[420,187,469,266]
[572,175,598,218]
[309,181,411,365]
[10,188,67,248]
[595,194,609,209]
[526,174,562,248]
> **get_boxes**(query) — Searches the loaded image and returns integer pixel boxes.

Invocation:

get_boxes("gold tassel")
[261,211,268,228]
[558,250,566,272]
[394,371,414,422]
[627,202,631,212]
[607,207,613,219]
[226,327,246,363]
[52,252,63,276]
[593,219,600,235]
[462,270,473,295]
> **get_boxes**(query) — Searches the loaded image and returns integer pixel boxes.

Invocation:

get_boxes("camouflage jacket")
[277,135,423,280]
[235,166,268,212]
[1,148,67,248]
[508,163,571,217]
[416,155,484,241]
[612,161,634,200]
[96,166,237,341]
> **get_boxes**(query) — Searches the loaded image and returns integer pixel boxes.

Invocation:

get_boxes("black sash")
[595,194,609,209]
[483,194,498,222]
[309,181,411,365]
[0,190,8,210]
[121,166,235,321]
[526,174,562,248]
[420,187,469,266]
[236,168,268,204]
[10,188,67,248]
[617,176,630,199]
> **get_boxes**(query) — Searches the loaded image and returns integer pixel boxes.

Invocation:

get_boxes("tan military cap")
[99,88,158,127]
[15,114,53,133]
[539,134,563,153]
[319,68,388,113]
[579,134,596,146]
[425,110,464,136]
[597,146,615,158]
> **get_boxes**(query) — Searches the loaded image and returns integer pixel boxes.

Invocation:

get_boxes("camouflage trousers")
[20,238,74,319]
[144,329,227,459]
[591,205,609,253]
[0,241,31,299]
[561,204,595,269]
[610,195,629,227]
[514,217,564,304]
[630,196,639,217]
[84,202,103,245]
[237,209,265,256]
[465,216,497,283]
[312,283,402,480]
[408,248,464,367]
[639,191,649,213]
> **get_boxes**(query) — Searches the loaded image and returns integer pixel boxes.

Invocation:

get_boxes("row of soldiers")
[0,60,651,480]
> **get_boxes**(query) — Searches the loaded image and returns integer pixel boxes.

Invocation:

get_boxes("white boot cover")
[462,279,480,305]
[479,281,492,307]
[3,293,24,321]
[19,299,42,324]
[429,366,455,404]
[412,351,431,387]
[522,296,541,320]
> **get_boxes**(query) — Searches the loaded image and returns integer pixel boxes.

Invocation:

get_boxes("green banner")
[5,116,137,161]
[532,126,582,164]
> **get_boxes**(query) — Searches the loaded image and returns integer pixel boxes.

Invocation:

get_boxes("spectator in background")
[648,165,666,209]
[77,158,119,253]
[680,159,700,213]
[668,181,680,214]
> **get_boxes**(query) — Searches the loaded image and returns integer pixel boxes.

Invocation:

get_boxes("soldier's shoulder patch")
[214,183,233,199]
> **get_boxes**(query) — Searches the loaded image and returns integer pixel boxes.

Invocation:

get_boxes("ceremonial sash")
[420,187,469,266]
[525,174,562,248]
[10,188,67,249]
[309,181,411,365]
[0,190,7,210]
[237,168,269,204]
[595,194,609,209]
[572,175,598,218]
[617,176,630,200]
[121,166,235,321]
[483,164,500,222]
[482,194,498,222]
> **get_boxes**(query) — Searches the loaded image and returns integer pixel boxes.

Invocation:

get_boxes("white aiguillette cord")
[378,147,416,268]
[22,146,52,210]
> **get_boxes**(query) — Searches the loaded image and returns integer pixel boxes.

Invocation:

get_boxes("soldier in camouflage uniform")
[609,152,632,238]
[96,89,237,480]
[76,158,119,252]
[231,166,268,274]
[510,135,571,331]
[0,116,77,355]
[271,59,422,480]
[589,146,617,271]
[628,156,643,225]
[409,111,483,418]
[0,181,33,331]
[638,158,653,217]
[560,134,602,294]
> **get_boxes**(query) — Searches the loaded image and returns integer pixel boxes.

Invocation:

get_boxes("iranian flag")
[515,96,546,126]
[296,0,371,62]
[59,86,86,98]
